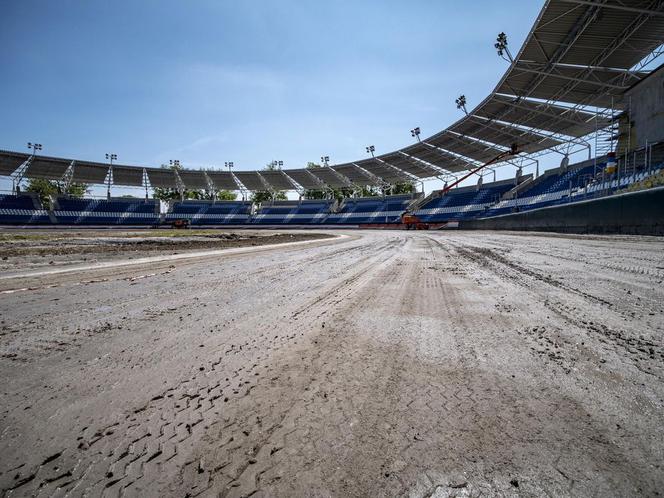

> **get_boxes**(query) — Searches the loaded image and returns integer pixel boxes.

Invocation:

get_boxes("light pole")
[17,142,42,193]
[27,142,43,156]
[410,128,421,142]
[366,145,375,158]
[105,153,117,199]
[321,156,330,167]
[169,159,180,168]
[494,32,513,62]
[225,161,234,173]
[269,160,283,170]
[455,95,468,114]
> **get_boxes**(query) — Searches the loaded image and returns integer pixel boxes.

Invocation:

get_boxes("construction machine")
[401,214,429,230]
[170,219,191,229]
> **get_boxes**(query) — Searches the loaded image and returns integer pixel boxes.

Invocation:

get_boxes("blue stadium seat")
[0,194,50,224]
[252,200,333,224]
[166,200,252,224]
[414,181,515,222]
[54,197,159,225]
[481,164,600,217]
[327,195,414,224]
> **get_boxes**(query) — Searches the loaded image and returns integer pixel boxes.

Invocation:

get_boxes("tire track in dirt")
[0,237,370,363]
[444,238,664,379]
[2,232,663,497]
[0,236,402,497]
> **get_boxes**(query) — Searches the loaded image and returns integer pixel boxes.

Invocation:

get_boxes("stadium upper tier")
[1,0,663,191]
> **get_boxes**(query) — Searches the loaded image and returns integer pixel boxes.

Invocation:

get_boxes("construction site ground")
[0,229,663,497]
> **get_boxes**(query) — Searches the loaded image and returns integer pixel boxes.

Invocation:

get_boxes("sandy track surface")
[0,230,663,497]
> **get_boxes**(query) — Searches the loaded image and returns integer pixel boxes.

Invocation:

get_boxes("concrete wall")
[460,187,664,235]
[624,65,664,149]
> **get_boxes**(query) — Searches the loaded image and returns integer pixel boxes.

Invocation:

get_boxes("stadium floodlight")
[105,153,117,199]
[365,145,375,157]
[169,159,180,168]
[27,142,43,155]
[494,32,513,62]
[278,160,283,169]
[321,156,330,166]
[410,128,421,142]
[225,161,234,172]
[455,95,468,114]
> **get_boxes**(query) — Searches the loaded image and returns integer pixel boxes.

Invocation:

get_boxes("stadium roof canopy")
[2,0,663,191]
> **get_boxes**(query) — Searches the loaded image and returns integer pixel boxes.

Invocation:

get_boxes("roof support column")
[10,156,34,194]
[203,171,217,202]
[60,161,76,193]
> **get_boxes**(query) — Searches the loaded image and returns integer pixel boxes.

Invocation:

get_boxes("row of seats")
[571,168,662,198]
[414,181,516,222]
[0,194,417,225]
[252,200,332,224]
[0,196,160,225]
[0,194,50,223]
[54,197,160,225]
[480,164,660,218]
[252,196,414,224]
[165,200,251,224]
[326,195,413,224]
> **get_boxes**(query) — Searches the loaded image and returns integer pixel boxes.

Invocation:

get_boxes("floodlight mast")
[410,128,421,142]
[12,142,43,193]
[225,161,234,172]
[455,95,468,115]
[321,156,330,167]
[494,32,513,63]
[27,142,43,156]
[105,153,117,199]
[365,145,375,158]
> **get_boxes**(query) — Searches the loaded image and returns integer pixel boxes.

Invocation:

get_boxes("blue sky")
[1,0,545,189]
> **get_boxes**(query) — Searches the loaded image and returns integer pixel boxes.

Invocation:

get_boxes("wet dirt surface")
[0,230,663,497]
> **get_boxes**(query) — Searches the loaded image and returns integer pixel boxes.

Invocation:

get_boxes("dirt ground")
[0,229,663,497]
[0,230,332,273]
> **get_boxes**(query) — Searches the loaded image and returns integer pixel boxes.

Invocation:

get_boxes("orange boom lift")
[401,144,519,229]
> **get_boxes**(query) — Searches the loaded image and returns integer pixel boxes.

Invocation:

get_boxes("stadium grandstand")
[1,0,664,232]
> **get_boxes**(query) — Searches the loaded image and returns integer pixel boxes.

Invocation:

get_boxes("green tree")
[216,190,237,201]
[389,182,415,195]
[25,178,88,206]
[251,190,287,203]
[251,163,288,203]
[302,162,327,200]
